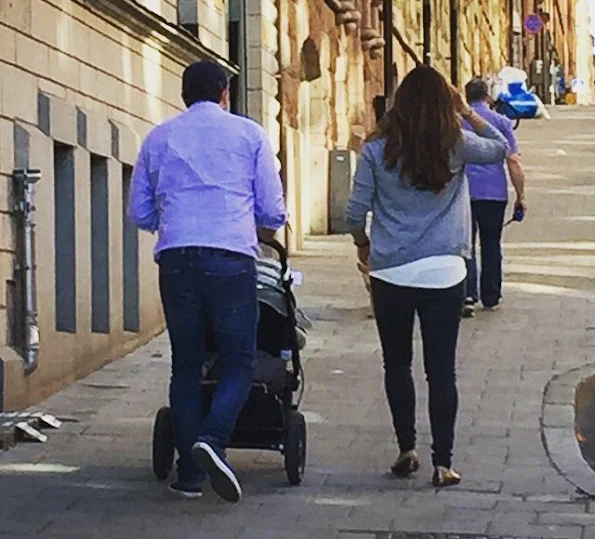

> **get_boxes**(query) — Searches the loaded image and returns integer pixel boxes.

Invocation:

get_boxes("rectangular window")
[54,144,76,333]
[90,155,110,334]
[228,0,247,115]
[122,165,139,333]
[178,0,199,37]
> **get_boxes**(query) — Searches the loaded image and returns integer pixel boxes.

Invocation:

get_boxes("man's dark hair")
[182,60,229,107]
[465,78,489,104]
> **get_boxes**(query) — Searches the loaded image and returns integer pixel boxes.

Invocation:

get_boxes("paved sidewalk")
[1,108,595,538]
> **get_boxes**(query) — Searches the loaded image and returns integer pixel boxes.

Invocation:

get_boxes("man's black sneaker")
[462,298,475,318]
[193,440,242,503]
[169,480,203,499]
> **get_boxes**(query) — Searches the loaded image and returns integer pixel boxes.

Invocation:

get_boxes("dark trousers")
[370,278,464,468]
[158,247,258,483]
[465,200,507,307]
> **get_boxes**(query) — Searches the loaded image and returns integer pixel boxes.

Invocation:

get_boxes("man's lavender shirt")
[128,101,287,259]
[463,102,519,202]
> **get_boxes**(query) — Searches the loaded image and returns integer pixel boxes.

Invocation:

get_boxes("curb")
[541,363,595,498]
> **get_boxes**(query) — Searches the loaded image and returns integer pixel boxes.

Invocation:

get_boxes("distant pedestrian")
[462,78,527,318]
[128,61,287,502]
[345,66,508,487]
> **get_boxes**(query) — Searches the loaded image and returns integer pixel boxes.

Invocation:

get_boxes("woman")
[345,66,508,487]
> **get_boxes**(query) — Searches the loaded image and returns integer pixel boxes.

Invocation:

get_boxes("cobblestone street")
[1,107,595,538]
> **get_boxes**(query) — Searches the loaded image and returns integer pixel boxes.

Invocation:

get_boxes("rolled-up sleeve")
[460,123,509,166]
[253,133,287,230]
[345,144,375,245]
[128,142,158,233]
[501,119,520,156]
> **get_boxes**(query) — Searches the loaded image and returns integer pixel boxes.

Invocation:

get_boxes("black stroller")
[152,240,310,485]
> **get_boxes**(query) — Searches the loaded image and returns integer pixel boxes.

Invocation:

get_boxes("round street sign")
[524,13,544,34]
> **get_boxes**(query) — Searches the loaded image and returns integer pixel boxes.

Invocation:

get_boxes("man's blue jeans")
[158,247,258,483]
[465,200,507,308]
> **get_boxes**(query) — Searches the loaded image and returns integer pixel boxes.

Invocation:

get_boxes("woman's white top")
[369,255,467,289]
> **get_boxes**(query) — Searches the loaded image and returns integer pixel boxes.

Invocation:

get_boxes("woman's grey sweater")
[345,123,509,271]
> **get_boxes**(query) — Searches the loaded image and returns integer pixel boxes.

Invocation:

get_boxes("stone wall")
[179,0,229,57]
[246,0,281,151]
[458,0,509,84]
[277,0,383,247]
[197,0,229,56]
[575,0,595,105]
[136,0,179,23]
[0,0,233,410]
[392,0,511,86]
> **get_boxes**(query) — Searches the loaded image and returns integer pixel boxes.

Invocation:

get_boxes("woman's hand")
[450,86,473,118]
[357,243,370,266]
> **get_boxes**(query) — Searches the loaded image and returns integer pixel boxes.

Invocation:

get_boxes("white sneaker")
[192,441,242,503]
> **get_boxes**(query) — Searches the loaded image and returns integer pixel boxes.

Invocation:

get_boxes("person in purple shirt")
[128,61,287,502]
[461,78,527,318]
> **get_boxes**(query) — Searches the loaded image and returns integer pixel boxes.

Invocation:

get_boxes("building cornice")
[74,0,239,75]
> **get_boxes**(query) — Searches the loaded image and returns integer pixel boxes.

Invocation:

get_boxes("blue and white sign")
[524,14,544,35]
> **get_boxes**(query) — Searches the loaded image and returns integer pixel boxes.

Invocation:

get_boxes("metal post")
[12,168,40,375]
[383,0,394,99]
[449,0,458,85]
[508,0,515,66]
[238,0,248,115]
[423,0,432,65]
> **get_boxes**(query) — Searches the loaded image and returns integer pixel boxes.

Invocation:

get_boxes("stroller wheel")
[152,406,175,481]
[284,411,306,485]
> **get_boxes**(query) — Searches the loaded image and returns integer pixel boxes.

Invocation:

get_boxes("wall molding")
[75,0,239,75]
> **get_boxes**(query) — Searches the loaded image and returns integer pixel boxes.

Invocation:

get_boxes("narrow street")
[1,107,595,539]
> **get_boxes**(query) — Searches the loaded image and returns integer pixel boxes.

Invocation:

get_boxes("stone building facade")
[0,0,588,410]
[244,0,384,250]
[0,0,234,410]
[575,0,595,105]
[0,0,386,410]
[392,0,511,86]
[392,1,590,104]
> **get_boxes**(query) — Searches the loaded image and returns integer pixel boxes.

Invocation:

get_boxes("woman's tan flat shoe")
[432,466,461,487]
[390,450,420,477]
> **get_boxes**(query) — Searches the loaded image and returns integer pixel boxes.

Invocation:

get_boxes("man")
[462,78,527,318]
[128,61,287,502]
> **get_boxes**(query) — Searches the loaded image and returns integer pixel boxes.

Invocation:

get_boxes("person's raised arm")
[452,88,509,166]
[128,142,158,233]
[458,109,509,166]
[253,132,287,241]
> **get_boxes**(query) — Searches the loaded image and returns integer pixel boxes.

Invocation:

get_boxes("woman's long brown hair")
[368,65,463,193]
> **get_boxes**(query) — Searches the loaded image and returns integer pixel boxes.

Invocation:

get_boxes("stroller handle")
[259,239,289,276]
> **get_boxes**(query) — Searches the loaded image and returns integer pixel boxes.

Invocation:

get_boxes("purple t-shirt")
[462,102,519,201]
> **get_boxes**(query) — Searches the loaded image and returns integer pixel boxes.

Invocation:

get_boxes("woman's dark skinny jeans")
[370,277,464,468]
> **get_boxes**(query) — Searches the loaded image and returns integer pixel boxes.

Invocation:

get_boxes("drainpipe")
[274,0,288,248]
[12,168,40,375]
[383,0,394,99]
[449,0,459,85]
[423,0,432,65]
[508,0,515,65]
[239,0,248,115]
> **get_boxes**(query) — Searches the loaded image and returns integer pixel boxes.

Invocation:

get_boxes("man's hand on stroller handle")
[257,227,276,242]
